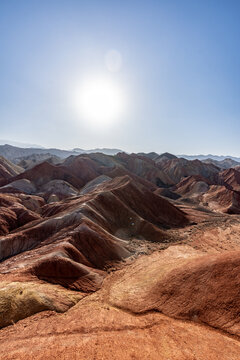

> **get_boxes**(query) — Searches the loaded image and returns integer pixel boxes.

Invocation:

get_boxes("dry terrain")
[0,151,240,359]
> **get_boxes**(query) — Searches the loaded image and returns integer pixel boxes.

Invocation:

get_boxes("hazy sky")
[0,0,240,155]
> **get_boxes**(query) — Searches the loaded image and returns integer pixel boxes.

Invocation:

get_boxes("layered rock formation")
[0,176,188,294]
[201,185,240,214]
[0,151,240,359]
[159,157,219,184]
[0,156,24,186]
[219,168,240,192]
[174,175,210,198]
[0,193,43,236]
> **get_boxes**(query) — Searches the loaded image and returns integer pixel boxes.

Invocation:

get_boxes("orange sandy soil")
[1,302,239,360]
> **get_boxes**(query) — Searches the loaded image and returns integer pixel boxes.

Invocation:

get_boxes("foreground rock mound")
[0,281,82,329]
[32,254,105,292]
[107,245,240,336]
[1,246,240,359]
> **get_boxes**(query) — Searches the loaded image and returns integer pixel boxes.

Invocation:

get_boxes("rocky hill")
[0,150,240,359]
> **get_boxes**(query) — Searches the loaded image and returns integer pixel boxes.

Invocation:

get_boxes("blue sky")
[0,0,240,155]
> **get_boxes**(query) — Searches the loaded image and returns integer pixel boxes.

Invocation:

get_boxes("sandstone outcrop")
[201,185,240,214]
[174,175,210,198]
[107,245,240,336]
[0,193,42,235]
[219,168,240,192]
[159,157,219,184]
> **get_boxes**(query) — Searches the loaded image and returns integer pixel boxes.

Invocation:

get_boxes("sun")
[74,76,125,126]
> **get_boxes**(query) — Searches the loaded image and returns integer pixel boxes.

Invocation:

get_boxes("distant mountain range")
[179,154,240,162]
[73,148,122,155]
[1,142,239,166]
[0,139,44,148]
[0,144,124,162]
[0,144,77,161]
[137,152,240,164]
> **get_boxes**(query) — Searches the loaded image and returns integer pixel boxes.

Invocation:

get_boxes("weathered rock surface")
[0,281,82,329]
[154,187,181,200]
[80,175,111,194]
[106,245,240,336]
[0,179,36,194]
[219,168,240,192]
[8,161,86,189]
[17,153,61,169]
[201,185,240,214]
[1,244,240,359]
[174,175,210,198]
[0,156,24,185]
[159,157,219,184]
[154,152,178,165]
[115,152,174,186]
[203,157,240,169]
[0,193,42,236]
[0,176,187,296]
[40,179,78,200]
[1,151,240,359]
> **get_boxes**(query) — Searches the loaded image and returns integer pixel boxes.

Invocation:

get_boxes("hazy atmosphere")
[1,0,240,155]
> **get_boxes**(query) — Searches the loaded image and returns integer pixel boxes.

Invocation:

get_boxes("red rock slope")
[0,245,240,359]
[174,174,210,198]
[160,157,219,184]
[0,156,23,186]
[201,185,240,214]
[219,168,240,192]
[0,193,43,235]
[0,176,188,293]
[107,245,240,336]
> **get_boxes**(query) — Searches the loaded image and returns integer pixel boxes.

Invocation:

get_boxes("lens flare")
[105,50,122,73]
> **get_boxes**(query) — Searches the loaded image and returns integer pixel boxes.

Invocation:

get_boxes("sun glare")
[74,76,125,126]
